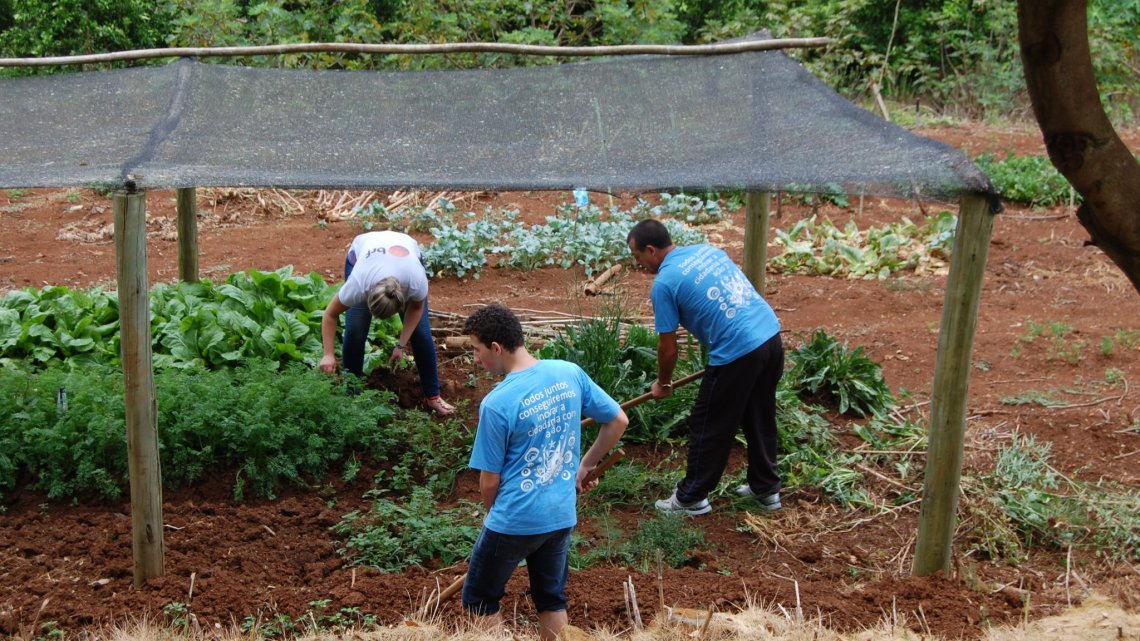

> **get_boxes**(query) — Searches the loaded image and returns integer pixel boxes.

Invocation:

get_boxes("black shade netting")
[0,35,995,203]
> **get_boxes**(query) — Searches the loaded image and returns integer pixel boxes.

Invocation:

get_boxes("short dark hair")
[463,304,525,351]
[626,218,673,251]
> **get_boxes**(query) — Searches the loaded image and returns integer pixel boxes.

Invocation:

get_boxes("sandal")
[424,396,455,416]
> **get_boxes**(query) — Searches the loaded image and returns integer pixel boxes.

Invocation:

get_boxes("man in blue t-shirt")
[627,218,785,516]
[461,304,628,640]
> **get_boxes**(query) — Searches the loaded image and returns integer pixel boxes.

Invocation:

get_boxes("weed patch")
[332,486,481,572]
[537,303,705,443]
[785,329,895,417]
[961,434,1139,563]
[575,512,707,572]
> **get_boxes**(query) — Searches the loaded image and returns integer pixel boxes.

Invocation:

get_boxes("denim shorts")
[461,526,573,616]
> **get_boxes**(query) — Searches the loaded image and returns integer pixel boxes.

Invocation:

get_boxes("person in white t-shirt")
[319,231,454,415]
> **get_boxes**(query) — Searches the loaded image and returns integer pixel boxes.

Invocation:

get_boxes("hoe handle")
[583,448,626,485]
[580,369,706,429]
[438,573,466,602]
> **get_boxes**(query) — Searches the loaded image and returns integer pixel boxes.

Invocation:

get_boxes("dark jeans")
[462,526,573,616]
[341,258,441,398]
[676,333,784,503]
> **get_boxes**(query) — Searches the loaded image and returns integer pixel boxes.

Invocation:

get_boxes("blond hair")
[366,277,406,319]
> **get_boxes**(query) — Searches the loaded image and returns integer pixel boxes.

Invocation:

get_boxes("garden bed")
[1,122,1138,639]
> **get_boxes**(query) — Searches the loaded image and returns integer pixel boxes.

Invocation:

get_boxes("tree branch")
[0,37,831,68]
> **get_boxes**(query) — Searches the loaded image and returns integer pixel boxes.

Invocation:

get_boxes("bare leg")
[470,612,504,635]
[538,610,568,641]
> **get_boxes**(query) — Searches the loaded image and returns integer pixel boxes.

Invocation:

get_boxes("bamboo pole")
[583,263,622,296]
[912,192,995,576]
[742,192,771,294]
[114,190,165,587]
[0,38,831,68]
[176,187,199,283]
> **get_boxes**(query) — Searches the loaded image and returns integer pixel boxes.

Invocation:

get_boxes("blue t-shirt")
[651,244,780,366]
[469,360,621,535]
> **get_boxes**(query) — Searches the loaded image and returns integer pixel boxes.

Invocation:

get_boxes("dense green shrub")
[372,0,687,70]
[0,1,13,33]
[163,0,385,70]
[0,0,174,74]
[975,153,1078,207]
[0,360,398,501]
[3,1,1135,120]
[720,0,1136,123]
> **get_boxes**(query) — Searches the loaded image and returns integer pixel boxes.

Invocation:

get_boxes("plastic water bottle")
[572,188,589,209]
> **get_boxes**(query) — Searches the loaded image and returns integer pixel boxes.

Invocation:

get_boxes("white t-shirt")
[337,231,429,308]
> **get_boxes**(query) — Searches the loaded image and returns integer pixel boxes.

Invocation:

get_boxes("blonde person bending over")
[320,230,454,415]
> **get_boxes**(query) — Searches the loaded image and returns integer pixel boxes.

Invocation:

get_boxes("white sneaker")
[654,490,712,516]
[735,484,782,511]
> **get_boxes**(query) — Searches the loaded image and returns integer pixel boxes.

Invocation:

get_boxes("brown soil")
[2,122,1139,640]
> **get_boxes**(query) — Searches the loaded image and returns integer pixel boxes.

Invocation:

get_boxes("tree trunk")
[1018,0,1140,295]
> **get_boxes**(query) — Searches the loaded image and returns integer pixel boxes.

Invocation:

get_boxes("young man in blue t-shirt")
[461,304,628,640]
[627,218,785,516]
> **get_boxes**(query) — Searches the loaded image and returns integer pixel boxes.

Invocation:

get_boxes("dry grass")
[197,188,485,223]
[16,594,1135,641]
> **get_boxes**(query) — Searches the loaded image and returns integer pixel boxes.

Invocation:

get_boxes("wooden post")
[114,190,165,587]
[742,192,771,294]
[912,192,995,576]
[176,187,199,283]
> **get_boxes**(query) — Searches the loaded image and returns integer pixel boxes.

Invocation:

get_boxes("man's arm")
[319,294,350,372]
[651,331,679,398]
[577,409,629,491]
[479,470,501,512]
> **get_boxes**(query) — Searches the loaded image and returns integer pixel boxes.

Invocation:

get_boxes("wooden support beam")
[176,187,199,283]
[912,192,995,576]
[113,190,165,587]
[742,192,771,294]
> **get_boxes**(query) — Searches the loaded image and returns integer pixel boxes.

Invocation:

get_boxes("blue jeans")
[462,526,573,616]
[341,258,441,398]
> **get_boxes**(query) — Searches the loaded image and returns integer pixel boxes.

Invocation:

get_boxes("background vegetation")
[0,0,1136,123]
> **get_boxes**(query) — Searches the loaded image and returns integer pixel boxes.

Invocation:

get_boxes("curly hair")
[463,304,524,351]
